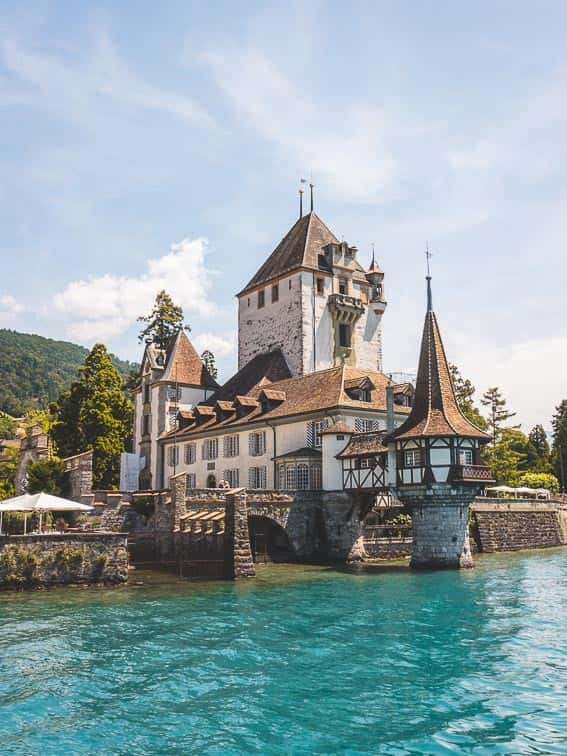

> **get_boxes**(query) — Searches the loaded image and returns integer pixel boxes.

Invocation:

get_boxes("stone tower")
[237,211,387,377]
[385,276,493,569]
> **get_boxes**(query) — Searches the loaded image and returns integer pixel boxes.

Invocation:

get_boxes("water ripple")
[0,552,566,754]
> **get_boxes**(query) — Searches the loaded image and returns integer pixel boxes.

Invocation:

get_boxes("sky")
[0,1,565,434]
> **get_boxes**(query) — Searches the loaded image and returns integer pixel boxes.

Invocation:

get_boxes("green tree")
[551,400,567,491]
[527,424,551,473]
[0,446,18,499]
[137,290,189,349]
[26,459,68,496]
[518,472,560,494]
[0,412,17,439]
[201,350,218,381]
[481,387,519,446]
[449,364,488,429]
[482,433,524,486]
[52,344,133,489]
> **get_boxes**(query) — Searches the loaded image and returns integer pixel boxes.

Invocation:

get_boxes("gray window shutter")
[306,422,314,447]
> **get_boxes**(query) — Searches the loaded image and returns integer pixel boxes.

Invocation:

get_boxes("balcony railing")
[451,464,494,483]
[328,293,365,311]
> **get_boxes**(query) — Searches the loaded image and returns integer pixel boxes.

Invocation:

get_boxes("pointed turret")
[386,287,489,443]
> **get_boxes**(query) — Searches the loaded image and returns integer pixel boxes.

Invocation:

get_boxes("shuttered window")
[184,443,196,465]
[223,469,239,487]
[355,418,381,433]
[248,466,267,489]
[167,446,179,467]
[185,473,196,492]
[307,419,328,448]
[201,438,218,460]
[249,431,266,457]
[223,435,239,458]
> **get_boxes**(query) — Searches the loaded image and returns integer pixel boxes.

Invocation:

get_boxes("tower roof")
[386,285,490,442]
[238,212,367,296]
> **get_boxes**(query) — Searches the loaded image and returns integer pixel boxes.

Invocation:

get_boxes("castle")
[131,206,410,493]
[130,203,493,570]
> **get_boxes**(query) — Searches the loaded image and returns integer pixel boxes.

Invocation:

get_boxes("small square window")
[258,290,265,308]
[272,284,279,303]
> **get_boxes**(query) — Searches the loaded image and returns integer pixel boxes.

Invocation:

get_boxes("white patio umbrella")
[0,492,93,534]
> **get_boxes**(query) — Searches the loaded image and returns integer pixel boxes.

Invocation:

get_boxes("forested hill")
[0,329,137,416]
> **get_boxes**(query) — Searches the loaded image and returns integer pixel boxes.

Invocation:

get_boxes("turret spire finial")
[309,181,314,212]
[299,188,304,219]
[371,242,375,269]
[425,243,433,311]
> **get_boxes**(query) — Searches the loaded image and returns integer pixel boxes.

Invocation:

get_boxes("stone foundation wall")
[364,537,412,560]
[0,533,128,589]
[472,503,564,552]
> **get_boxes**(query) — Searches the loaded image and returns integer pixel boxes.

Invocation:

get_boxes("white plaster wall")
[322,433,350,490]
[163,427,275,490]
[238,274,303,375]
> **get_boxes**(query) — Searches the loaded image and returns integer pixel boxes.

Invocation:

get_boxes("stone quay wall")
[0,533,128,589]
[471,500,566,552]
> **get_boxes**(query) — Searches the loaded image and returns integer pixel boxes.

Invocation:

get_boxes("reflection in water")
[0,551,566,754]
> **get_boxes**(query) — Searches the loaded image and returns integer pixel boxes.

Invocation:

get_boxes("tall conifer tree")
[53,344,133,489]
[137,290,188,349]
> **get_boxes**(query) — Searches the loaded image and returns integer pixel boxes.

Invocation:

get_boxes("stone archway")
[248,515,293,563]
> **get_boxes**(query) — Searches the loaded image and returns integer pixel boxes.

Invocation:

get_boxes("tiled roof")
[160,365,410,441]
[238,212,369,295]
[260,388,287,402]
[321,421,355,435]
[162,330,219,389]
[210,349,292,403]
[273,447,322,461]
[337,432,388,458]
[385,306,491,442]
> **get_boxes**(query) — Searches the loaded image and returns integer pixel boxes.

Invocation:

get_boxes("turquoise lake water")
[0,551,566,755]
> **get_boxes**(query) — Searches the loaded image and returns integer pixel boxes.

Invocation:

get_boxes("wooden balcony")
[450,464,494,484]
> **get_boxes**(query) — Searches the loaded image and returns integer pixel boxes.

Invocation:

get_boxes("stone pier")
[403,486,475,569]
[223,488,256,579]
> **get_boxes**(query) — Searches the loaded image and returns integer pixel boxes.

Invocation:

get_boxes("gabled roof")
[337,432,388,458]
[238,212,369,295]
[210,349,292,403]
[386,282,490,442]
[160,365,410,441]
[162,330,219,389]
[239,213,337,295]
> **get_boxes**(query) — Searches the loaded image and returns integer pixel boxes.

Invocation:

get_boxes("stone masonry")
[401,485,476,569]
[0,533,128,589]
[472,501,565,552]
[223,489,256,578]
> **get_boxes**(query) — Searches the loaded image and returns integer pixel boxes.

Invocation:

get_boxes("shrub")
[518,472,560,493]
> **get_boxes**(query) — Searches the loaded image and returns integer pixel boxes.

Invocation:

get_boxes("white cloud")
[454,333,567,434]
[0,294,24,326]
[1,31,214,130]
[53,238,216,343]
[192,332,236,358]
[203,49,397,203]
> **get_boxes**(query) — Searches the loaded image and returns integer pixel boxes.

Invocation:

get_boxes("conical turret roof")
[386,281,490,442]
